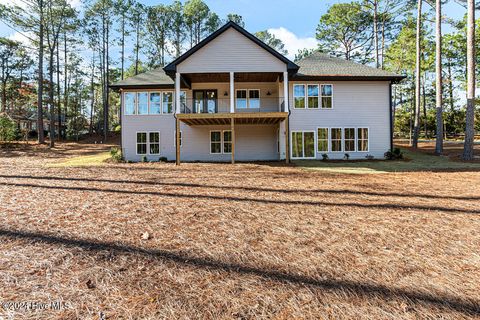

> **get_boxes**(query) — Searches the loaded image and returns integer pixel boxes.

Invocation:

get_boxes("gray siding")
[177,28,287,73]
[289,81,390,159]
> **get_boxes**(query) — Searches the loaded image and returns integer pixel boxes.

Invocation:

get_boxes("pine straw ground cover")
[0,143,479,319]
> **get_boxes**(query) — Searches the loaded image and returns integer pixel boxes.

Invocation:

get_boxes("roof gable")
[164,21,299,75]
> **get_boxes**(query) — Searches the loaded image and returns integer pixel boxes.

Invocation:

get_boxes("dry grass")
[0,142,479,319]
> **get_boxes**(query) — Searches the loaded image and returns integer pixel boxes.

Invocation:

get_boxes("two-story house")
[111,21,404,164]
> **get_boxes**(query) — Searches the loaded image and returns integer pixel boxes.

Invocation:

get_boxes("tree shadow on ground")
[0,180,478,214]
[0,174,479,201]
[0,228,478,316]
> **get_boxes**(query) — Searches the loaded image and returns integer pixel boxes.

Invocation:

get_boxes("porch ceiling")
[182,72,282,83]
[177,112,288,126]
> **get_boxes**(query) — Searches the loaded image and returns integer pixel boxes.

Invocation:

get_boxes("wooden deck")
[176,112,288,126]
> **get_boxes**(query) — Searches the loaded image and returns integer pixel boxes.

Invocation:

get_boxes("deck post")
[285,117,290,164]
[230,72,235,113]
[231,117,235,164]
[175,118,180,165]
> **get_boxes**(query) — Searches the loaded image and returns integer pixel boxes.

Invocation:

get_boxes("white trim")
[148,131,161,155]
[330,127,343,153]
[316,127,329,153]
[209,130,222,154]
[357,127,370,152]
[135,131,161,156]
[307,84,319,109]
[162,91,174,114]
[222,130,232,154]
[124,91,183,116]
[235,89,261,109]
[320,84,334,109]
[290,130,316,159]
[293,84,306,109]
[135,131,147,155]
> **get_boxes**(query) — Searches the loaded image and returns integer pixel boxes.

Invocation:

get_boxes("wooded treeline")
[0,0,478,158]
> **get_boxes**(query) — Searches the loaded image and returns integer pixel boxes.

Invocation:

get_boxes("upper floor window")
[125,91,183,115]
[293,85,305,109]
[236,89,260,109]
[294,84,333,109]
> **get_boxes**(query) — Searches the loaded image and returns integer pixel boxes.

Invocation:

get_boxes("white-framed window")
[331,128,343,152]
[223,130,232,154]
[136,132,147,155]
[344,128,356,152]
[236,89,260,109]
[317,128,329,152]
[149,132,160,154]
[307,85,319,109]
[293,84,306,109]
[210,131,222,154]
[357,128,369,152]
[162,92,174,114]
[149,92,161,114]
[137,92,149,115]
[291,131,315,159]
[174,130,182,147]
[321,84,333,109]
[124,92,136,115]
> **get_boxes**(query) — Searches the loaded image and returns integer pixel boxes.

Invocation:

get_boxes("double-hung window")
[149,132,160,154]
[137,92,149,115]
[344,128,356,152]
[317,128,329,152]
[321,85,333,109]
[293,84,306,109]
[210,130,232,154]
[331,128,343,152]
[357,128,369,151]
[137,132,147,154]
[307,85,319,109]
[236,89,260,109]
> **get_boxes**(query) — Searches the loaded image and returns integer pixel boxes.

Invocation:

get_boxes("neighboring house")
[111,21,405,163]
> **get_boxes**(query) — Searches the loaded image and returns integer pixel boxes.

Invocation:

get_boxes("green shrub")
[321,153,329,161]
[114,124,121,132]
[141,155,148,163]
[0,116,18,142]
[110,147,123,162]
[384,148,403,160]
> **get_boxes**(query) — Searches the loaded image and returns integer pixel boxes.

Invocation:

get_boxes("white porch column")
[175,72,181,114]
[283,71,289,112]
[230,72,235,113]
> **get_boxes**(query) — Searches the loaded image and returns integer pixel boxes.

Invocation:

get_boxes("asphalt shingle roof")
[294,52,404,80]
[110,68,174,88]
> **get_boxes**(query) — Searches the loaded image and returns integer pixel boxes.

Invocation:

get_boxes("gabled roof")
[110,68,174,89]
[163,21,299,76]
[293,52,405,82]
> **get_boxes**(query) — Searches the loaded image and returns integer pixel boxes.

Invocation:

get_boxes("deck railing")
[180,97,285,114]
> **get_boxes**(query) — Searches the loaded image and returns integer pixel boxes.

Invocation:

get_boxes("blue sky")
[0,0,471,60]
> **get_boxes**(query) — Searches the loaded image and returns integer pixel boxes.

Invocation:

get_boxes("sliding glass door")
[291,131,315,159]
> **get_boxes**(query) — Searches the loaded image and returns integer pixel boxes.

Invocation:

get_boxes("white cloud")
[8,0,81,9]
[267,27,317,60]
[8,31,34,47]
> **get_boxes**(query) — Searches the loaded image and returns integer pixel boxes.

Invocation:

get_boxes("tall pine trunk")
[373,0,379,68]
[412,0,422,148]
[462,0,476,160]
[37,0,45,144]
[435,0,443,154]
[56,40,61,140]
[49,50,55,148]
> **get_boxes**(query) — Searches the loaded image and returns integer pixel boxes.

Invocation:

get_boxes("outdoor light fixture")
[224,91,228,96]
[266,91,272,96]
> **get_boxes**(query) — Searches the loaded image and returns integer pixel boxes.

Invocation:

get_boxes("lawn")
[0,142,479,319]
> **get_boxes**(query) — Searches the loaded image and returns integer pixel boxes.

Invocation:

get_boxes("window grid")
[125,91,184,115]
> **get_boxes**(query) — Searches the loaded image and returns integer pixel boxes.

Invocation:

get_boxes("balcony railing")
[180,97,285,114]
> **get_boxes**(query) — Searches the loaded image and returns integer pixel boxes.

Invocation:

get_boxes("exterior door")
[193,90,217,113]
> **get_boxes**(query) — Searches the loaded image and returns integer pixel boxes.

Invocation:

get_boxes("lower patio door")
[193,90,217,113]
[291,131,315,159]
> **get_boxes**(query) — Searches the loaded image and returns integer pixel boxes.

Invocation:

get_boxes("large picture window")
[125,93,136,115]
[321,85,333,109]
[293,84,306,109]
[331,128,342,152]
[149,92,161,114]
[357,128,369,151]
[137,92,149,114]
[307,85,319,109]
[162,92,173,113]
[317,128,329,152]
[292,131,315,158]
[344,128,356,152]
[136,132,147,155]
